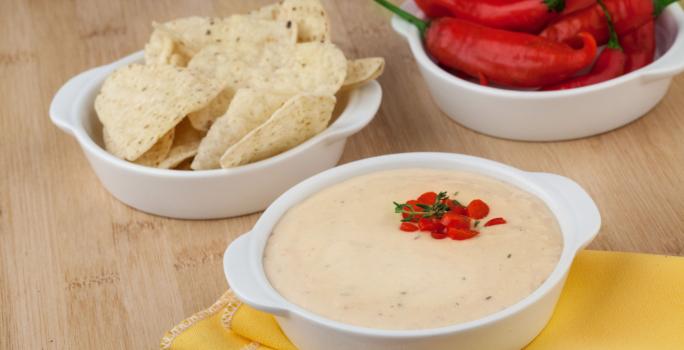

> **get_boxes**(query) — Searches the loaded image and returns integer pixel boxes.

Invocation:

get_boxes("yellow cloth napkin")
[161,250,684,350]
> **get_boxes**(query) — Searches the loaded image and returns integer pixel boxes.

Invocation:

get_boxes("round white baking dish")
[49,51,382,219]
[224,152,601,350]
[391,1,684,141]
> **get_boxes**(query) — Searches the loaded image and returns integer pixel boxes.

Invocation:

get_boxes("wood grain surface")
[1,0,683,348]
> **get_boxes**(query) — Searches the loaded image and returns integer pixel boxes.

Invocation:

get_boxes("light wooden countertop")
[1,0,683,348]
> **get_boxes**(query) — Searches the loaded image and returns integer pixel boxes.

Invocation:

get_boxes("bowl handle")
[389,1,423,39]
[224,233,289,317]
[49,67,102,136]
[49,51,143,136]
[639,8,684,84]
[529,173,602,251]
[324,81,382,145]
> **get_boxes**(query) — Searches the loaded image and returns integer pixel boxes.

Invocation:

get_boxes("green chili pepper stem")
[543,0,567,13]
[597,0,622,50]
[654,0,679,17]
[373,0,429,36]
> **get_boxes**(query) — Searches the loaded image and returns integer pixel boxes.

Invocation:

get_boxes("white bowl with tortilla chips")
[49,51,382,219]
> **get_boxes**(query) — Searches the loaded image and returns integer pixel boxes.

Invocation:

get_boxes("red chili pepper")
[417,191,438,205]
[415,0,596,33]
[621,20,655,72]
[446,227,480,240]
[541,0,676,46]
[400,222,419,232]
[484,217,508,227]
[374,0,598,88]
[427,19,598,88]
[440,212,471,229]
[542,45,626,89]
[542,0,626,90]
[466,199,490,219]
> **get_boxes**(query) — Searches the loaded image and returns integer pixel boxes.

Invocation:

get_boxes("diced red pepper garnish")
[401,200,422,222]
[395,191,503,241]
[484,217,507,227]
[418,218,436,232]
[400,222,419,232]
[446,227,480,240]
[443,198,467,214]
[451,205,468,216]
[466,199,489,219]
[440,212,471,230]
[430,231,448,240]
[431,222,445,234]
[417,191,438,205]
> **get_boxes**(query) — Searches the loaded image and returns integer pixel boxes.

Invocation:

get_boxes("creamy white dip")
[263,169,563,330]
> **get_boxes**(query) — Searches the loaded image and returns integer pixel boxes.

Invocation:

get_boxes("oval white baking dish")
[49,51,382,219]
[224,152,601,350]
[391,1,684,141]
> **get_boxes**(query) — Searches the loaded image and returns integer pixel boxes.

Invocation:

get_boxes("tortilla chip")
[192,89,292,170]
[189,43,262,89]
[187,42,290,131]
[187,42,266,131]
[154,17,231,57]
[174,117,205,146]
[173,157,194,170]
[225,16,297,47]
[144,29,175,65]
[168,52,189,67]
[158,144,199,169]
[144,27,190,67]
[278,0,330,42]
[189,42,297,89]
[134,128,174,166]
[342,57,385,89]
[158,119,204,169]
[187,89,235,131]
[219,93,335,168]
[248,3,280,20]
[253,42,347,95]
[94,64,222,161]
[189,42,343,130]
[161,15,298,131]
[101,127,124,158]
[157,16,296,58]
[103,126,174,166]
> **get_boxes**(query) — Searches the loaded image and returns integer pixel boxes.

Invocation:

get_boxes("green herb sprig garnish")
[394,191,456,222]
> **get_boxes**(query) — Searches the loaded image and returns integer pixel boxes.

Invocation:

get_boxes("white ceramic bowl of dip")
[224,152,601,350]
[391,1,684,141]
[49,51,382,219]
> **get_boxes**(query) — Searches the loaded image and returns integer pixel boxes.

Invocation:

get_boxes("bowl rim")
[393,1,684,98]
[232,152,600,338]
[65,51,382,179]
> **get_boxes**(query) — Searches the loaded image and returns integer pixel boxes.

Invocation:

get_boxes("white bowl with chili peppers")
[224,152,601,350]
[383,0,684,141]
